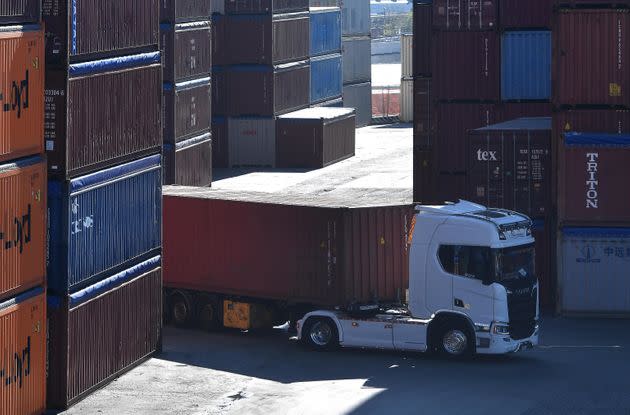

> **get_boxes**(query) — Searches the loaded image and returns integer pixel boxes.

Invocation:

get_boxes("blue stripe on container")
[310,53,342,104]
[70,154,161,193]
[0,24,42,33]
[310,8,342,57]
[565,132,630,146]
[562,227,630,238]
[0,155,44,174]
[501,31,551,101]
[0,286,45,312]
[71,0,77,55]
[69,52,161,77]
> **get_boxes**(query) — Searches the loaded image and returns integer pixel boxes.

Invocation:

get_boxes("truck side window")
[455,246,492,281]
[438,245,455,274]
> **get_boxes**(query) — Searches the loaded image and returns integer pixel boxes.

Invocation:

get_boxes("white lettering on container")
[586,153,599,209]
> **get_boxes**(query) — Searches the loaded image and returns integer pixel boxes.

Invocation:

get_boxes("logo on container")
[71,199,94,235]
[576,246,601,264]
[0,204,32,254]
[0,70,30,119]
[0,336,32,389]
[476,149,497,161]
[586,153,599,209]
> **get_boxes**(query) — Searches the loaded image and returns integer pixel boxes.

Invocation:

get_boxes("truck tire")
[196,295,221,331]
[171,291,193,328]
[434,321,474,358]
[302,318,339,351]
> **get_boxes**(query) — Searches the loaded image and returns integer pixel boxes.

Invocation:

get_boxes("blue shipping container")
[501,31,551,101]
[48,155,162,295]
[311,53,343,104]
[310,7,342,57]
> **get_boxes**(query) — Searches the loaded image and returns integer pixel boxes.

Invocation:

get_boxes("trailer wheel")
[434,321,473,358]
[171,291,193,328]
[302,318,339,351]
[197,295,221,331]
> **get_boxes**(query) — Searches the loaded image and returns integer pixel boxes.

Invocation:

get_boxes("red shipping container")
[413,146,439,204]
[499,102,553,123]
[413,2,432,76]
[433,0,498,31]
[554,0,630,7]
[554,10,630,107]
[436,172,468,204]
[553,109,630,138]
[413,78,435,138]
[499,0,551,29]
[433,31,500,101]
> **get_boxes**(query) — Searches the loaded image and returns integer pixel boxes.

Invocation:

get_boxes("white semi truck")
[297,201,540,357]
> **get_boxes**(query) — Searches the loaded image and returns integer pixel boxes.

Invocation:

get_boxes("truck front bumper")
[476,326,539,355]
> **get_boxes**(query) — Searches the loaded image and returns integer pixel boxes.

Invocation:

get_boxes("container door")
[339,317,393,349]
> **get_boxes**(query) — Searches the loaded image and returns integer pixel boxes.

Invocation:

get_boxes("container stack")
[0,3,47,414]
[42,0,163,409]
[161,1,213,186]
[310,6,343,107]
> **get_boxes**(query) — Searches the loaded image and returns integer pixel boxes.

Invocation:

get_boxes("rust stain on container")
[0,26,44,164]
[163,133,212,187]
[161,21,212,83]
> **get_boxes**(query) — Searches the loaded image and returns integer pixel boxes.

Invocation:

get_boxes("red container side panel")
[554,0,630,7]
[413,145,440,205]
[433,0,498,31]
[413,78,435,138]
[499,0,552,29]
[553,109,630,137]
[436,172,468,204]
[499,102,553,123]
[413,3,432,76]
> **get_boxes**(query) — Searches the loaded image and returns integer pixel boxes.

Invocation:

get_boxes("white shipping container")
[342,81,372,127]
[227,117,276,167]
[401,34,413,78]
[342,36,371,84]
[341,0,370,36]
[399,77,413,122]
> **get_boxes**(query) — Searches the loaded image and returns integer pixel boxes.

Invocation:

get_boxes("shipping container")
[413,1,432,77]
[212,116,228,167]
[161,0,212,23]
[553,109,630,138]
[558,133,630,224]
[161,21,212,83]
[227,117,276,167]
[499,0,551,29]
[559,227,630,315]
[222,0,309,14]
[342,36,371,84]
[310,7,342,57]
[554,0,630,7]
[0,287,46,415]
[163,189,412,307]
[401,34,413,78]
[213,61,310,116]
[554,10,630,107]
[47,257,162,409]
[437,172,468,205]
[42,0,159,66]
[47,155,162,295]
[341,0,370,36]
[163,77,212,144]
[164,133,213,187]
[433,0,497,31]
[45,52,162,178]
[413,145,439,204]
[400,77,414,123]
[0,156,46,303]
[499,102,553,122]
[310,53,343,104]
[501,31,551,101]
[433,31,500,101]
[532,220,554,311]
[0,25,44,164]
[0,0,39,24]
[342,81,372,127]
[276,107,355,168]
[413,77,435,137]
[467,117,552,218]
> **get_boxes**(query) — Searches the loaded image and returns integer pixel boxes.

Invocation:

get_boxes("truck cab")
[297,201,540,356]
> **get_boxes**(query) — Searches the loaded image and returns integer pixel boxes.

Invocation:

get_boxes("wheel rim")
[173,300,188,325]
[310,321,333,346]
[442,329,468,355]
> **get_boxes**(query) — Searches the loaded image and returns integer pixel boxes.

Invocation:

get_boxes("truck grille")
[508,287,537,340]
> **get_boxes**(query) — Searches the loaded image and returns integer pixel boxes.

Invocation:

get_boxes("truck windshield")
[494,244,536,284]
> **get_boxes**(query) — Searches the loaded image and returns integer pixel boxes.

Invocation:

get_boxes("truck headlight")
[492,323,510,335]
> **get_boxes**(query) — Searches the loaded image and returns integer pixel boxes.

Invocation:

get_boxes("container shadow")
[212,166,314,181]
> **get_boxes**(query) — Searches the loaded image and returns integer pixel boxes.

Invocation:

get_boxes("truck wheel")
[435,322,473,358]
[171,292,193,328]
[197,296,221,331]
[303,318,339,351]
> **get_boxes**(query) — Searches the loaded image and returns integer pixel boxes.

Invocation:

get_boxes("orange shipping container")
[0,25,44,164]
[0,156,46,303]
[0,287,46,415]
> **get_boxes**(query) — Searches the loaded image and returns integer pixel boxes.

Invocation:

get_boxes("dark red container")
[212,116,228,168]
[554,0,630,7]
[163,77,211,144]
[467,117,552,218]
[43,0,159,66]
[433,31,500,101]
[499,0,551,29]
[413,78,435,138]
[413,2,432,76]
[553,109,630,138]
[436,172,468,203]
[413,145,440,204]
[223,0,309,14]
[161,0,212,23]
[45,54,162,178]
[276,108,355,168]
[532,220,555,311]
[499,102,553,123]
[47,259,162,410]
[163,191,413,307]
[0,0,39,24]
[164,133,212,187]
[161,21,212,83]
[554,9,630,107]
[433,0,498,31]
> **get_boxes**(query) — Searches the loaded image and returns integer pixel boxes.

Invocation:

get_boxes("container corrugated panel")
[223,0,309,14]
[341,0,370,36]
[501,31,551,101]
[0,157,46,303]
[163,77,212,144]
[163,194,412,307]
[532,220,554,311]
[161,21,212,83]
[400,77,414,122]
[276,107,355,168]
[414,145,439,204]
[413,78,435,137]
[498,102,552,122]
[433,0,497,31]
[310,7,342,57]
[311,96,343,108]
[47,258,162,409]
[161,0,212,23]
[553,109,630,141]
[45,53,163,178]
[0,287,46,415]
[0,25,44,164]
[42,0,159,66]
[342,36,370,84]
[0,0,39,24]
[342,81,372,127]
[212,116,228,167]
[554,0,630,7]
[554,10,630,107]
[560,227,630,315]
[401,34,413,78]
[163,133,212,187]
[227,117,276,167]
[310,53,342,104]
[499,0,551,29]
[413,2,432,77]
[47,155,162,295]
[436,172,468,203]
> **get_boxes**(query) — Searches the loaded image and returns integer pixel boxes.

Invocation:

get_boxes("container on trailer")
[213,12,309,65]
[163,190,413,307]
[212,116,228,167]
[161,0,212,23]
[559,227,630,315]
[401,34,413,78]
[276,107,355,168]
[433,31,500,101]
[163,77,212,144]
[42,0,159,67]
[532,220,554,311]
[413,1,432,77]
[0,0,39,24]
[222,0,309,14]
[310,7,342,57]
[310,53,342,105]
[501,31,551,101]
[0,156,46,303]
[0,287,46,415]
[342,81,372,127]
[432,0,498,31]
[161,21,212,83]
[554,9,630,107]
[47,257,162,410]
[342,36,371,84]
[341,0,370,36]
[400,77,414,123]
[0,25,44,164]
[467,117,552,218]
[47,155,162,295]
[45,52,162,178]
[413,77,434,137]
[163,133,212,187]
[227,117,276,167]
[499,0,551,29]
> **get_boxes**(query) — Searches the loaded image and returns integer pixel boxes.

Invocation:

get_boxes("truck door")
[425,241,454,314]
[339,317,394,349]
[450,245,495,324]
[392,319,428,352]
